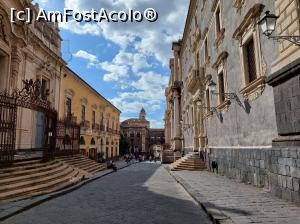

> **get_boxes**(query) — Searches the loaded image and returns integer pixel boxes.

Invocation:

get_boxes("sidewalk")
[169,170,300,224]
[0,160,137,221]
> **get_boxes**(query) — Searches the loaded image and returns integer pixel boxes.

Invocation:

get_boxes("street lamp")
[208,80,243,107]
[258,11,300,46]
[195,98,218,114]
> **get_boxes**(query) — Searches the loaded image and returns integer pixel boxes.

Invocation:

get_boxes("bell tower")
[139,108,146,120]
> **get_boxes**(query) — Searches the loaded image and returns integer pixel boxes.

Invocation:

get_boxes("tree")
[119,134,130,156]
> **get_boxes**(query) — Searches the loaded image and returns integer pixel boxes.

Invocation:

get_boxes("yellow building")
[59,67,121,160]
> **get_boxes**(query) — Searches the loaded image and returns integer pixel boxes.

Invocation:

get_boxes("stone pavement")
[2,163,212,224]
[170,170,300,224]
[0,159,136,222]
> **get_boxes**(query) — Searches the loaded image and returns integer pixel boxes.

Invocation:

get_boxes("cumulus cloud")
[58,0,189,127]
[73,50,98,63]
[61,0,189,66]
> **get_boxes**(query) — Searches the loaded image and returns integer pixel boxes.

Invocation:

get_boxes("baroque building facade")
[121,108,165,155]
[164,0,300,203]
[59,67,121,160]
[0,0,64,151]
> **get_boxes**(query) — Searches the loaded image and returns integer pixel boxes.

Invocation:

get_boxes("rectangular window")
[215,6,221,33]
[206,89,210,113]
[92,111,96,125]
[41,78,49,100]
[218,71,226,104]
[81,105,85,122]
[245,38,257,83]
[65,97,72,118]
[205,38,209,61]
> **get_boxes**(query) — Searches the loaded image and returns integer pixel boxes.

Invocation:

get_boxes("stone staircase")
[169,153,206,171]
[58,154,106,174]
[0,158,85,202]
[161,149,181,164]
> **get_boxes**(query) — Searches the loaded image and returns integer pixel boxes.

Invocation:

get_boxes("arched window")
[91,137,96,145]
[80,136,85,145]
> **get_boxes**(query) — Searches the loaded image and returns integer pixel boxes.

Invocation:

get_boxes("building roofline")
[181,0,197,54]
[65,66,121,114]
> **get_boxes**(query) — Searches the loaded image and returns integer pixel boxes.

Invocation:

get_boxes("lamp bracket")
[212,92,244,107]
[269,35,300,47]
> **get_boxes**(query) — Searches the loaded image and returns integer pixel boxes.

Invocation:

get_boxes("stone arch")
[90,137,96,145]
[80,136,85,145]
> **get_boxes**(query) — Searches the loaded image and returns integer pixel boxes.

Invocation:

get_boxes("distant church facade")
[120,108,165,155]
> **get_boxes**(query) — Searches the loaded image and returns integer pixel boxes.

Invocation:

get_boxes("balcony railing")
[80,120,90,129]
[100,124,105,131]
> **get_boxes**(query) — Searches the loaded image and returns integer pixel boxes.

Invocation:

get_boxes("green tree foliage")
[119,134,129,156]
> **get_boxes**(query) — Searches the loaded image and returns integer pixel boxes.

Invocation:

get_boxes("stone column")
[173,91,181,151]
[11,46,21,89]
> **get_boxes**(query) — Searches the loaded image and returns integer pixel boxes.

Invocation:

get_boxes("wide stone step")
[0,169,82,202]
[0,160,58,174]
[58,156,87,163]
[67,159,95,168]
[0,161,61,180]
[79,162,103,171]
[0,162,65,186]
[0,165,73,194]
[87,166,106,174]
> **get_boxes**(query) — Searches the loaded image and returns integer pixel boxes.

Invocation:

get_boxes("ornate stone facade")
[0,0,64,150]
[121,108,165,155]
[165,0,300,202]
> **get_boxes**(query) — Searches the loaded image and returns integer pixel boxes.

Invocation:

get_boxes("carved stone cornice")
[240,76,266,101]
[233,0,246,13]
[212,51,229,69]
[232,4,264,40]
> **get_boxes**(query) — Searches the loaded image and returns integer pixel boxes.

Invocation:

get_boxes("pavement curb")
[0,161,138,222]
[164,166,233,224]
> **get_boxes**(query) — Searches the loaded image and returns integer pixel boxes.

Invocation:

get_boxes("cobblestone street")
[2,163,212,224]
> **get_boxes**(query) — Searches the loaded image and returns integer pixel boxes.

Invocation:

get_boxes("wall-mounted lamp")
[208,80,243,107]
[195,99,218,114]
[258,11,300,46]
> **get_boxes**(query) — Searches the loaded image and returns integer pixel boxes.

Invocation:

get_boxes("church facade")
[121,108,165,155]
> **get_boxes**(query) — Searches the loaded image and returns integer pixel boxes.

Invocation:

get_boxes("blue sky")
[34,0,189,128]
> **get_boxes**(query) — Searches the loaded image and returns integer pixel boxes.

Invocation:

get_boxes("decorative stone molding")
[192,27,201,52]
[92,104,97,110]
[214,28,225,48]
[202,27,209,40]
[0,14,8,44]
[10,46,21,88]
[216,99,231,112]
[64,89,75,98]
[186,68,204,94]
[232,4,264,40]
[80,97,88,105]
[233,0,246,14]
[211,0,219,12]
[239,76,266,101]
[212,51,229,69]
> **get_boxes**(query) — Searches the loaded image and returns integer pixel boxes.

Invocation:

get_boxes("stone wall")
[209,147,300,203]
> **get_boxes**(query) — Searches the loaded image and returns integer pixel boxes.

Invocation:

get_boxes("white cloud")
[61,0,189,66]
[73,50,98,63]
[100,62,129,82]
